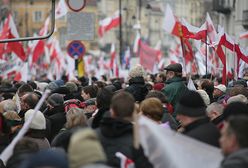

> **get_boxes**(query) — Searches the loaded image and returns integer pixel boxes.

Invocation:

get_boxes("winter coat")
[95,117,134,167]
[25,129,50,150]
[91,108,109,129]
[0,134,10,153]
[162,77,188,117]
[81,164,112,168]
[44,105,66,140]
[125,77,148,102]
[220,148,248,168]
[182,117,220,147]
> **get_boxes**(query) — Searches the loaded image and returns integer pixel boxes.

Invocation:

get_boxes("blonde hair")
[65,108,87,129]
[140,98,163,122]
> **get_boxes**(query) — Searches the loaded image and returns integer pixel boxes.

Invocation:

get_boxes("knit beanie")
[176,91,206,117]
[47,93,64,107]
[47,82,59,91]
[65,82,78,93]
[24,109,46,130]
[68,128,106,168]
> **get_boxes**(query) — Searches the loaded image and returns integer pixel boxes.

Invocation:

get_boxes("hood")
[100,117,133,138]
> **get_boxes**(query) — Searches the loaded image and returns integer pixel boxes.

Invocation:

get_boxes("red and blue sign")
[67,41,86,59]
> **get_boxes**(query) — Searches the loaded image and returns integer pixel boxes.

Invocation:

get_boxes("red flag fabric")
[98,11,120,37]
[240,32,248,39]
[139,41,161,72]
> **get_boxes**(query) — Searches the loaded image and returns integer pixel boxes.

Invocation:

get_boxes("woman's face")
[81,90,90,100]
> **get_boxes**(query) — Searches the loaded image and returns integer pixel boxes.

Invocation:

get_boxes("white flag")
[138,116,223,168]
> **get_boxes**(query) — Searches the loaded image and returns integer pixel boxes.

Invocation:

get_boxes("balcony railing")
[213,0,233,14]
[242,10,248,29]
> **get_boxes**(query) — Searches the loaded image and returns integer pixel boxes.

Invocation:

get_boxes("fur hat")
[128,64,145,78]
[68,128,106,168]
[47,93,64,107]
[25,109,46,130]
[176,91,206,117]
[196,89,210,105]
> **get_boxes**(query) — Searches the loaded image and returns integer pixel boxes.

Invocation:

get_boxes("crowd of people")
[0,63,248,168]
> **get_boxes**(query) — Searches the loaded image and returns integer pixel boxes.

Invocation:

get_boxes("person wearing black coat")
[95,92,153,168]
[44,93,66,141]
[176,91,220,147]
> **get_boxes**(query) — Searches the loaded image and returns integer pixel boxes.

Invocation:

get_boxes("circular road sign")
[67,41,86,59]
[66,0,86,12]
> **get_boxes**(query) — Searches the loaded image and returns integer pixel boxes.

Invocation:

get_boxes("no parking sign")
[67,41,86,59]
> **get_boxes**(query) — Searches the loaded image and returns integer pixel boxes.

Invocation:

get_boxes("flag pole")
[205,29,208,77]
[119,0,123,65]
[179,25,187,73]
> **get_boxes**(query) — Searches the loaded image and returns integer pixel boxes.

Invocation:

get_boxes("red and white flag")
[31,17,50,63]
[55,0,68,19]
[14,62,28,82]
[0,14,26,61]
[206,13,217,44]
[115,152,135,168]
[239,32,248,39]
[98,11,120,37]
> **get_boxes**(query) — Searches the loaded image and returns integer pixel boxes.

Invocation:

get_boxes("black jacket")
[125,77,148,102]
[183,117,220,147]
[44,105,66,141]
[91,108,109,129]
[220,148,248,168]
[96,117,134,167]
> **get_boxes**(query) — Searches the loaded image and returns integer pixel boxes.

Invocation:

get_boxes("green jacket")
[162,77,188,116]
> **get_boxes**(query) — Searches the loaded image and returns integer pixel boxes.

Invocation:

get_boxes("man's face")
[166,71,175,81]
[219,122,238,156]
[20,94,29,111]
[213,88,223,98]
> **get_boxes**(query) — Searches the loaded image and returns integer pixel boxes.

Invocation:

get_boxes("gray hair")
[2,100,18,113]
[206,102,224,115]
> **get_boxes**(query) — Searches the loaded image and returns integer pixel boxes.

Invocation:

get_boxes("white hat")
[25,109,46,130]
[214,84,226,93]
[196,89,210,106]
[128,64,145,78]
[227,94,248,104]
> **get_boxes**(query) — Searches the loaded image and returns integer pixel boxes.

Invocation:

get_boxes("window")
[33,11,42,22]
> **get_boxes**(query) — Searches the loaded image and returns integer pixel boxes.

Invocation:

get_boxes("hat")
[65,82,78,93]
[47,93,64,107]
[176,91,206,117]
[164,63,182,73]
[68,128,106,168]
[128,64,145,78]
[227,94,248,104]
[24,109,46,130]
[196,89,210,106]
[46,82,59,91]
[214,84,226,93]
[153,83,165,91]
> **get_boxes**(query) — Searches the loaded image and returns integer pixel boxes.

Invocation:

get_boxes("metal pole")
[205,30,208,77]
[119,0,123,65]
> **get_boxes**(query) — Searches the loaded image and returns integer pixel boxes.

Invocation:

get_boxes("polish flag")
[55,0,68,19]
[14,62,28,82]
[0,14,26,61]
[110,43,116,69]
[32,17,50,63]
[206,13,217,44]
[239,32,248,39]
[98,11,120,37]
